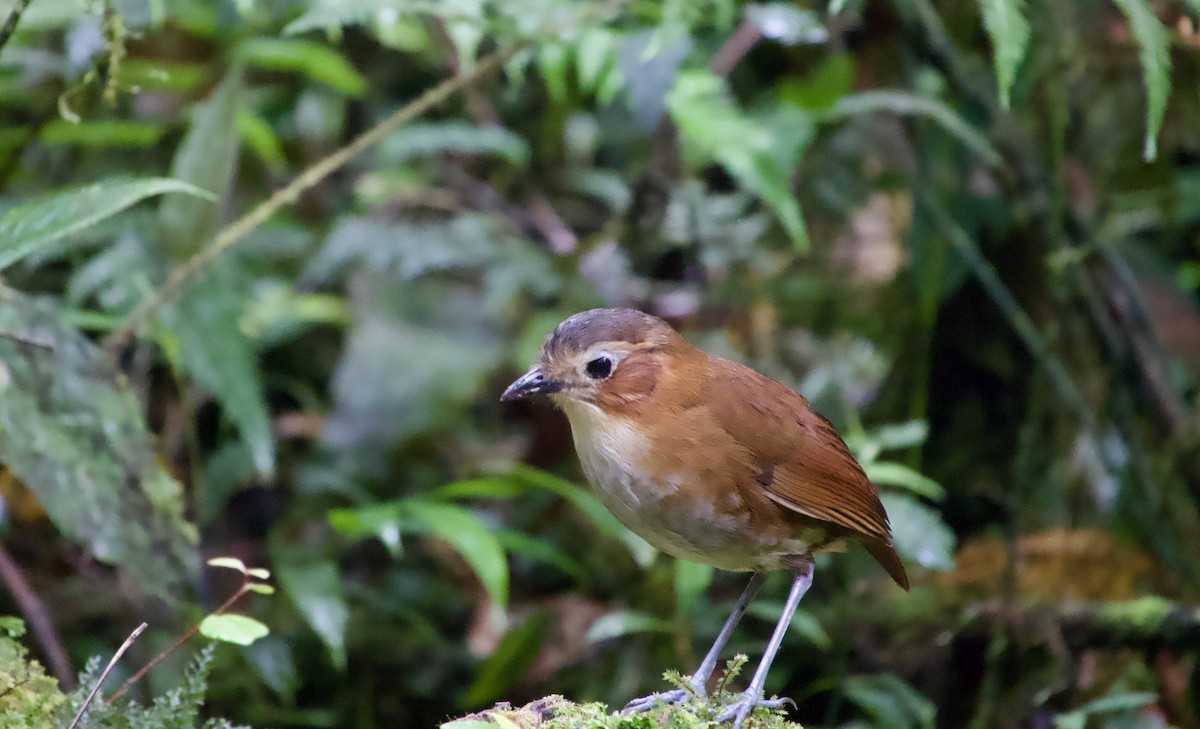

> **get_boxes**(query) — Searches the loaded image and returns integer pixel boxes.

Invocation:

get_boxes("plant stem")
[68,622,147,729]
[105,584,249,705]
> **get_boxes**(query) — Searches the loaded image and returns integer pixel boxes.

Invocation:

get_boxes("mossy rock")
[443,694,801,729]
[444,660,803,729]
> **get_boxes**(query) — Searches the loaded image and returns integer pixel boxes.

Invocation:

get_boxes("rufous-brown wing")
[702,356,909,589]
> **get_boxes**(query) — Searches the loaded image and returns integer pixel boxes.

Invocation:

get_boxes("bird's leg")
[714,563,814,728]
[622,572,768,714]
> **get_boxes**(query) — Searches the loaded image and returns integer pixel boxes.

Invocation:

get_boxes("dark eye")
[585,356,613,380]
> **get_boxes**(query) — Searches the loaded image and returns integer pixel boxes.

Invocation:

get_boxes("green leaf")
[495,528,588,585]
[828,91,1001,167]
[165,266,275,476]
[0,178,210,271]
[1112,0,1171,160]
[207,557,248,572]
[843,674,936,729]
[400,500,509,610]
[748,602,831,649]
[237,38,367,97]
[868,421,930,451]
[328,503,404,556]
[575,29,618,97]
[160,66,243,260]
[430,478,530,500]
[237,110,288,172]
[779,53,855,110]
[586,610,671,643]
[199,614,270,646]
[667,70,813,250]
[463,616,547,708]
[1055,692,1157,728]
[787,608,832,650]
[0,291,198,600]
[865,462,945,500]
[974,0,1029,109]
[273,553,349,670]
[442,722,499,729]
[879,494,955,571]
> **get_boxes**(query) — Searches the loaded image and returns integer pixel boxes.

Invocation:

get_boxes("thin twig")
[0,0,33,59]
[101,43,529,357]
[0,544,74,687]
[105,584,249,705]
[67,622,147,729]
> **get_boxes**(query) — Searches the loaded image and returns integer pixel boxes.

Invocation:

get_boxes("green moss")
[0,617,68,729]
[443,658,802,729]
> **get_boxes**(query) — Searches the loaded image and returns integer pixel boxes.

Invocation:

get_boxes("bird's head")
[501,308,686,412]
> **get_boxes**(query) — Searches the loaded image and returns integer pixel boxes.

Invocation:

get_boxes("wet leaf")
[160,67,243,259]
[0,290,198,599]
[0,178,209,270]
[165,265,275,476]
[880,494,955,571]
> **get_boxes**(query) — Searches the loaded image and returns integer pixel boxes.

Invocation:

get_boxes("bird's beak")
[501,367,564,401]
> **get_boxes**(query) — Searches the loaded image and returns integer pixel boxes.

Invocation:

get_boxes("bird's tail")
[864,539,910,591]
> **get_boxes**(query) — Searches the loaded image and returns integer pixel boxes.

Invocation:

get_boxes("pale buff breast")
[557,399,817,571]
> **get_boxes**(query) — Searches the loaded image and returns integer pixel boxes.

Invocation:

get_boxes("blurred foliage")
[0,0,1196,727]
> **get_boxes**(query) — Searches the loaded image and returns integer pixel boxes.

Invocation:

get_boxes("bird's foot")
[622,674,708,714]
[713,689,795,728]
[621,688,692,714]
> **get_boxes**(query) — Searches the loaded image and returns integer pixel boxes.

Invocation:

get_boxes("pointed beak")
[501,367,563,401]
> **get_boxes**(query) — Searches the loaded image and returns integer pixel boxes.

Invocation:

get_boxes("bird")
[501,307,908,727]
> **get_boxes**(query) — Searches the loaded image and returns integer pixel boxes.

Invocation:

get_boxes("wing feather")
[702,356,908,588]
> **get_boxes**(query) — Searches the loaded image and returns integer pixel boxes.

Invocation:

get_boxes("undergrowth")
[0,617,245,729]
[444,656,802,729]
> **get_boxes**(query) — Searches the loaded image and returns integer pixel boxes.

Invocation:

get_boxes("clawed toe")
[713,690,794,728]
[622,688,692,714]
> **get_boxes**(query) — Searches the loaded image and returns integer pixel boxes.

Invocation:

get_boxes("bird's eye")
[585,356,613,380]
